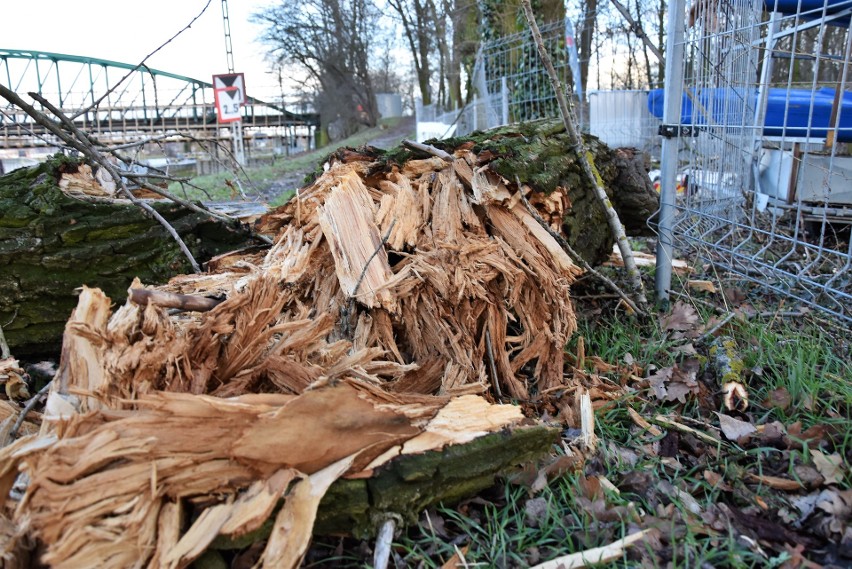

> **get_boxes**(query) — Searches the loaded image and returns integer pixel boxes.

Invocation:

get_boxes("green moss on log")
[365,120,655,265]
[211,424,558,548]
[0,155,261,357]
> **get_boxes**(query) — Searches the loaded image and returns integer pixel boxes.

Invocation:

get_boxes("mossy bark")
[211,424,559,546]
[361,120,657,265]
[0,155,261,357]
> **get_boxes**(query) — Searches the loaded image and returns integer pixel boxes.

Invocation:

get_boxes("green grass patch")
[383,283,851,568]
[167,118,412,204]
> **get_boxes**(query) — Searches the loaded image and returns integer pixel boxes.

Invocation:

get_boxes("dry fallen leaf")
[647,360,700,403]
[762,387,792,411]
[687,280,717,293]
[716,412,756,442]
[812,450,844,485]
[703,470,733,492]
[440,545,470,569]
[660,301,700,332]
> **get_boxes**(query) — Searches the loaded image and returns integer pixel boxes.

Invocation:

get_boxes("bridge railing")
[1,101,315,149]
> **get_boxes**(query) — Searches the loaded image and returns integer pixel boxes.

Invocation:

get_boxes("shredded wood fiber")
[0,148,583,568]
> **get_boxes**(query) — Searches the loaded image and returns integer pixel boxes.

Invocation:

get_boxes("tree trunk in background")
[448,0,480,108]
[578,0,597,93]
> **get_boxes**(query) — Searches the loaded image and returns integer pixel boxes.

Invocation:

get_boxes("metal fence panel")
[657,0,852,323]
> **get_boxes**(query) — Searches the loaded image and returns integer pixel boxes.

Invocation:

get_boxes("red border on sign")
[212,73,246,123]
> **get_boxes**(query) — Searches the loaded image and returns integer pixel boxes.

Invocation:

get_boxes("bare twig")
[130,289,223,313]
[696,311,737,343]
[520,1,649,314]
[515,178,645,316]
[10,380,53,439]
[0,323,9,360]
[71,0,214,120]
[373,518,396,569]
[607,0,664,61]
[484,328,502,399]
[16,90,202,272]
[352,220,397,299]
[402,139,453,162]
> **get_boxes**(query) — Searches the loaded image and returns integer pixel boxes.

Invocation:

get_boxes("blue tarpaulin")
[647,87,852,142]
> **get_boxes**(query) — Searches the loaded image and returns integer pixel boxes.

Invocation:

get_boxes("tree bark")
[0,155,262,357]
[378,120,658,265]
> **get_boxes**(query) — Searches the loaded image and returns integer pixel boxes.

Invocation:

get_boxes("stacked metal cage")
[656,0,852,323]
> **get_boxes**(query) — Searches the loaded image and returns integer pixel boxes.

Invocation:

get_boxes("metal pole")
[654,0,688,303]
[501,76,509,125]
[231,120,245,165]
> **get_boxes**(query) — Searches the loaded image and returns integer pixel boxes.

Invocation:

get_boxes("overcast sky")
[2,0,287,101]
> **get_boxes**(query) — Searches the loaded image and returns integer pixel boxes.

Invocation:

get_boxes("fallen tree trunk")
[362,119,659,263]
[0,123,641,567]
[0,154,263,357]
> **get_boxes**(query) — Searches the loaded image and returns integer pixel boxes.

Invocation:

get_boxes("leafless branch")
[71,0,214,120]
[520,0,649,314]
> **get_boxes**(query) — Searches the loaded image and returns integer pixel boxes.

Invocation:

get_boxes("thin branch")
[608,0,663,61]
[130,288,223,313]
[520,1,649,314]
[515,178,645,317]
[0,323,10,360]
[402,139,453,161]
[352,220,397,298]
[484,328,502,399]
[10,380,53,439]
[71,0,214,120]
[373,518,396,569]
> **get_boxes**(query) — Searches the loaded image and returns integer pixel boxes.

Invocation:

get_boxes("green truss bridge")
[0,49,319,151]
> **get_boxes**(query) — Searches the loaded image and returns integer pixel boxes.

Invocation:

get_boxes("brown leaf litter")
[0,146,615,567]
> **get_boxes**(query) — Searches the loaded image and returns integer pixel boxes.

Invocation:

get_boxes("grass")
[149,133,851,567]
[375,276,849,569]
[166,117,412,205]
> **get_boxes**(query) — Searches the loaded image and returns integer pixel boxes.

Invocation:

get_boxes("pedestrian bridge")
[0,49,318,150]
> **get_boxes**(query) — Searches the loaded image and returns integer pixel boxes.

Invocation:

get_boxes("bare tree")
[577,0,598,94]
[386,0,436,106]
[253,0,379,140]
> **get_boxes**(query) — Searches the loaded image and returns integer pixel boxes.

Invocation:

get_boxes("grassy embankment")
[169,118,411,206]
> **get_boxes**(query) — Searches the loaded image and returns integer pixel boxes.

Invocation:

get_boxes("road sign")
[212,73,246,123]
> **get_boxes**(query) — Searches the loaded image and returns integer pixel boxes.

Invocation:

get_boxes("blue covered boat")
[647,87,852,142]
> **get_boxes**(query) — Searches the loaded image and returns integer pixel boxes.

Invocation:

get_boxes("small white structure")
[588,90,660,151]
[376,93,403,119]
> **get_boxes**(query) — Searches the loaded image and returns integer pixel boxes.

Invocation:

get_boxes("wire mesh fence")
[416,5,852,324]
[417,19,572,140]
[656,0,852,324]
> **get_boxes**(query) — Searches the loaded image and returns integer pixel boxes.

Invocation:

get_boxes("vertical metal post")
[501,76,509,125]
[221,0,236,74]
[655,0,688,303]
[231,120,246,165]
[753,12,780,163]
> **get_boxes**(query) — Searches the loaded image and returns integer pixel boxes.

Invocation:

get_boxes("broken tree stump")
[0,123,642,567]
[356,119,659,264]
[0,154,262,357]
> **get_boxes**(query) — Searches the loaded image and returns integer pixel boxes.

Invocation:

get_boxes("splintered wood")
[0,148,583,568]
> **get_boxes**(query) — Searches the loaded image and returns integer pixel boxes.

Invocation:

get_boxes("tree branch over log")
[0,86,201,272]
[515,177,645,316]
[520,0,649,314]
[129,289,224,313]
